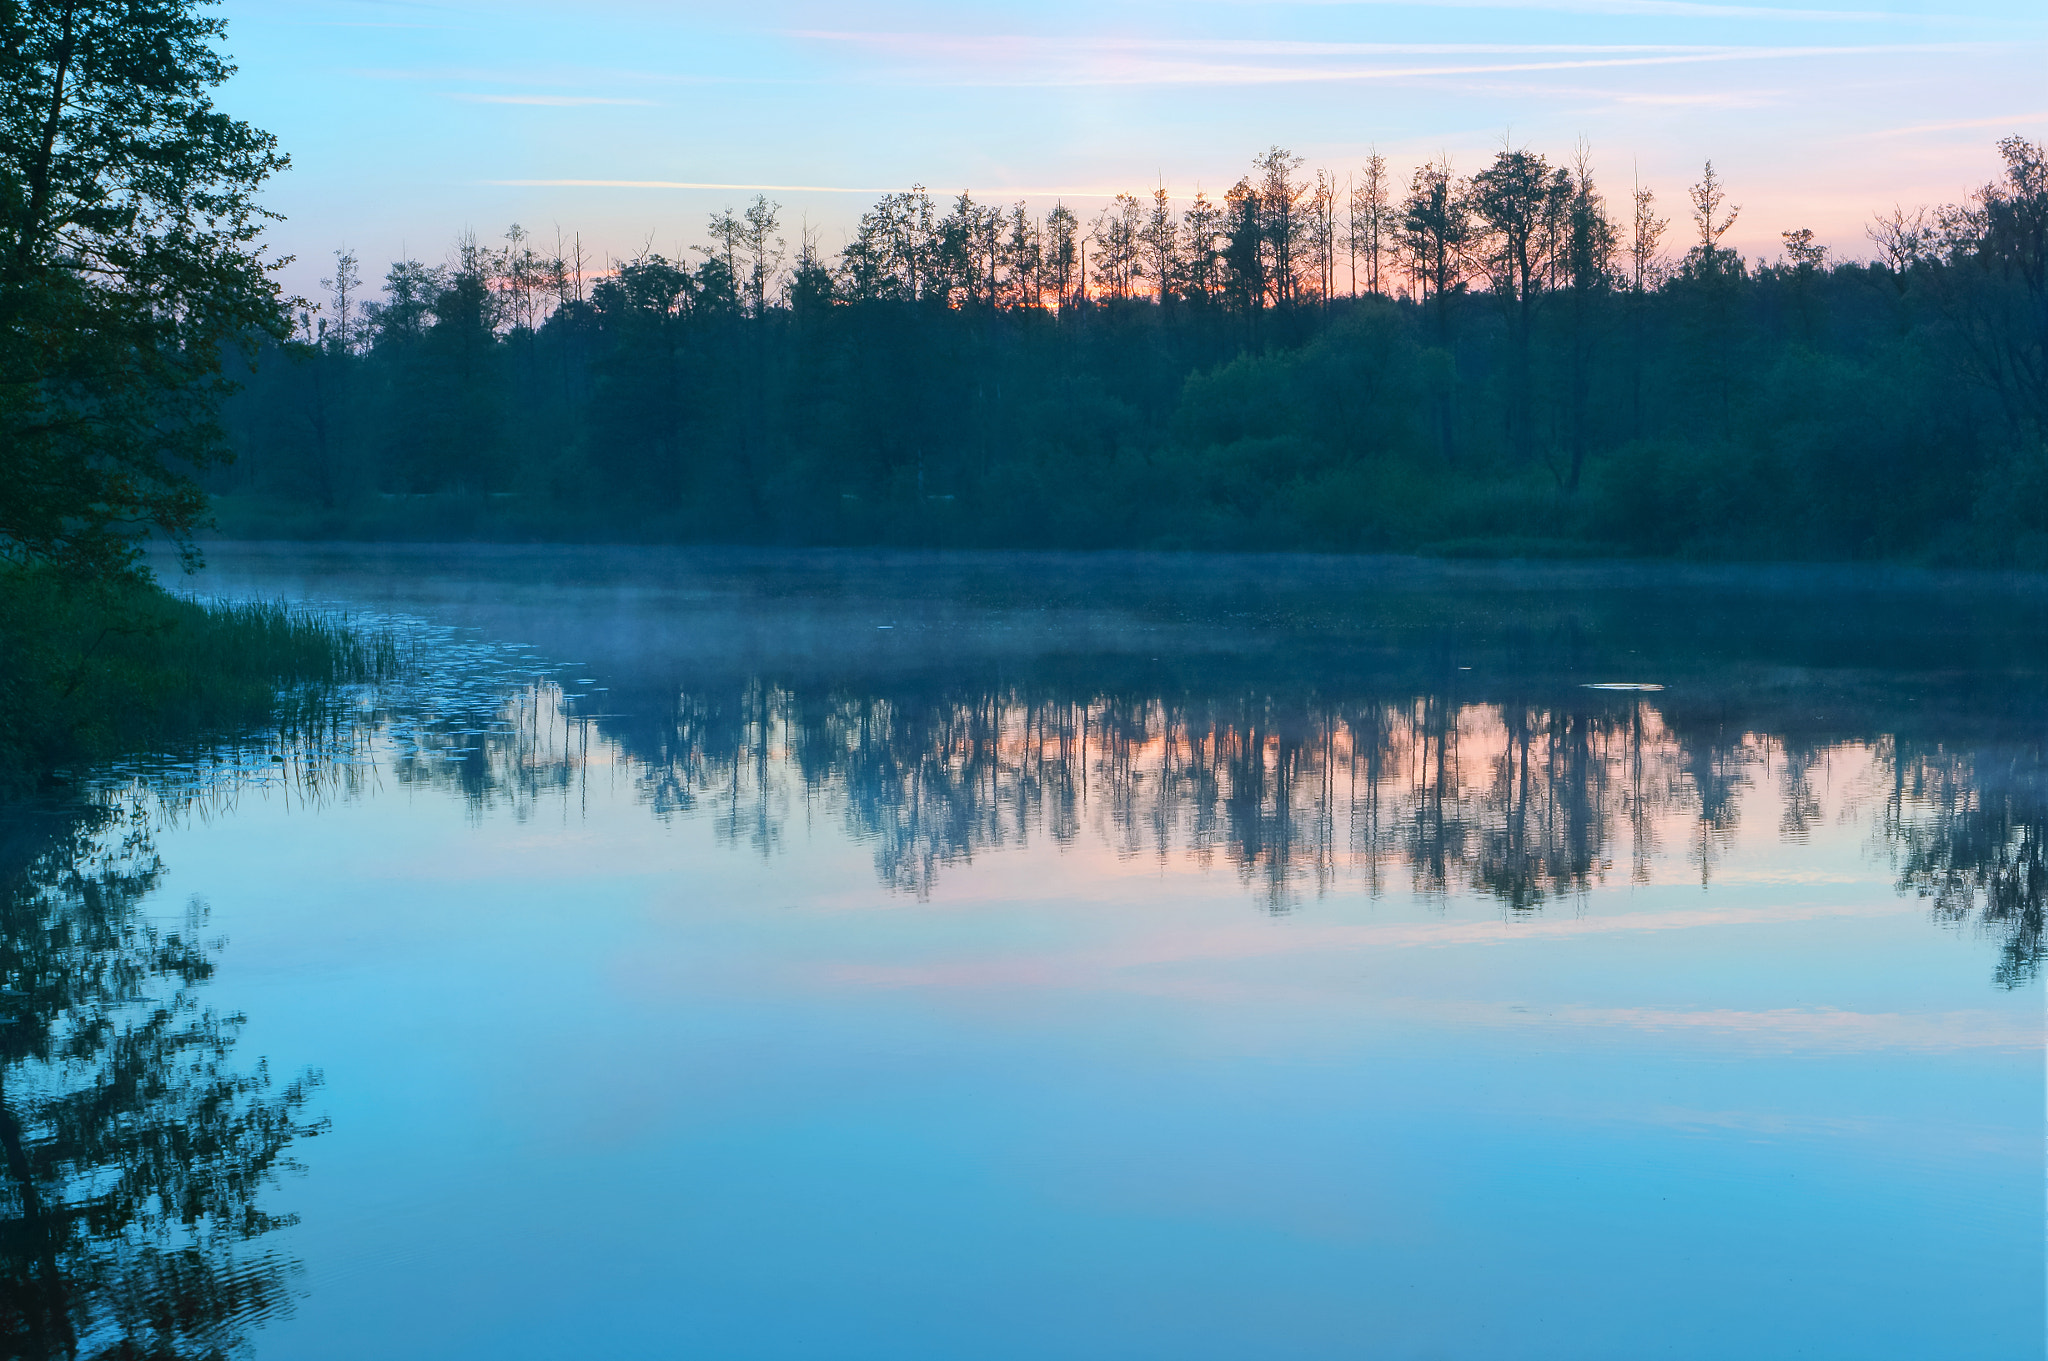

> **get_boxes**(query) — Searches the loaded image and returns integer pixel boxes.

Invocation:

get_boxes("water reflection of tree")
[384,680,597,824]
[1656,704,1764,888]
[1885,742,2046,988]
[582,683,1716,911]
[1469,706,1610,910]
[0,799,324,1359]
[411,674,2044,983]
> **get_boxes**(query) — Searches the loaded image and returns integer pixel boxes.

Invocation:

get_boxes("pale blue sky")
[221,0,2046,295]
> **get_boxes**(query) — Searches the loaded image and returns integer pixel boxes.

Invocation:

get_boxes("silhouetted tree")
[1558,148,1617,491]
[0,0,289,578]
[1348,152,1392,296]
[1471,147,1570,463]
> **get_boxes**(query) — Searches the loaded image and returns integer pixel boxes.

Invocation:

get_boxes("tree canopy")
[0,0,288,579]
[220,138,2048,566]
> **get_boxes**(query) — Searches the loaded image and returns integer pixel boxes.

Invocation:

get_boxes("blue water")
[12,546,2044,1360]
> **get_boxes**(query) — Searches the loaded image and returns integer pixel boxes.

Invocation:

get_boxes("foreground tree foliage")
[224,138,2047,564]
[0,0,288,579]
[0,2,385,799]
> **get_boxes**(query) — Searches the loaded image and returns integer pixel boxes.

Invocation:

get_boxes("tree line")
[221,137,2048,563]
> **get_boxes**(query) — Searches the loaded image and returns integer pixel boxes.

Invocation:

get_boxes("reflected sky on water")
[6,547,2043,1359]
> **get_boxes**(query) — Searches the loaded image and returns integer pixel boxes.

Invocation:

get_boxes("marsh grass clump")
[0,566,404,792]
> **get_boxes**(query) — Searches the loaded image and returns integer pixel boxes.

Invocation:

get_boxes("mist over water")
[7,546,2042,1359]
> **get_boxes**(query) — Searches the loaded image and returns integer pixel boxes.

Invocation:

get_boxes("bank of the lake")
[0,566,397,793]
[198,484,2045,569]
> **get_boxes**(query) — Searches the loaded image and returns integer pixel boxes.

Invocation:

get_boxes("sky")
[219,0,2047,297]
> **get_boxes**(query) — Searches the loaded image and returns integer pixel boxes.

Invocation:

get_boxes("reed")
[0,566,404,791]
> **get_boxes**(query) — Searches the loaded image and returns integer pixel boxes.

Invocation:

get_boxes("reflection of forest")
[2,583,2037,1355]
[1887,746,2047,990]
[399,677,2044,988]
[0,798,323,1360]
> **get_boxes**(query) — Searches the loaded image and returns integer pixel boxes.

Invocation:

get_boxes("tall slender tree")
[1471,147,1571,462]
[1345,153,1392,297]
[1400,158,1469,343]
[1224,177,1266,321]
[1001,202,1042,309]
[1142,185,1178,305]
[1629,175,1669,294]
[1253,147,1306,306]
[1306,169,1339,305]
[1091,193,1144,300]
[1559,147,1616,491]
[1684,161,1741,278]
[1400,157,1469,462]
[321,249,362,353]
[1179,190,1225,304]
[1044,202,1080,312]
[1681,160,1746,435]
[1625,173,1669,439]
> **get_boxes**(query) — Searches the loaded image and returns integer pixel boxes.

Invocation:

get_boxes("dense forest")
[220,137,2048,563]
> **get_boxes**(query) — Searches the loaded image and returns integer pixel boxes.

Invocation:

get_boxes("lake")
[7,545,2043,1360]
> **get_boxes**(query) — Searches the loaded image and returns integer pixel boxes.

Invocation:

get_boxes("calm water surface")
[8,546,2044,1360]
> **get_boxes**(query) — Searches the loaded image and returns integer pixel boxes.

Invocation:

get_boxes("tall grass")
[0,566,403,792]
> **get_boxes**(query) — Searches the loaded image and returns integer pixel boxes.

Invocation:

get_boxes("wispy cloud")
[1526,1003,2039,1052]
[485,179,1140,198]
[812,38,1733,56]
[825,949,2039,1051]
[1869,110,2048,136]
[1608,88,1786,105]
[1193,0,1933,20]
[355,66,557,82]
[788,30,1982,88]
[352,66,768,88]
[447,93,658,106]
[487,179,893,192]
[1395,76,1787,106]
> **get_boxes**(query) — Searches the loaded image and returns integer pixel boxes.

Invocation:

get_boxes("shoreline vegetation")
[218,137,2047,566]
[0,0,369,796]
[0,565,397,794]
